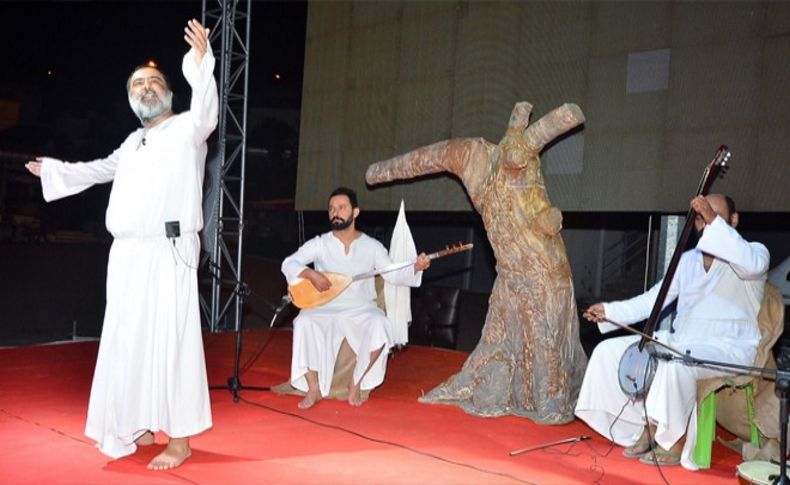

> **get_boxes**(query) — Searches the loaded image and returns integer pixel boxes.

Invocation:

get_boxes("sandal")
[622,437,654,458]
[639,446,681,466]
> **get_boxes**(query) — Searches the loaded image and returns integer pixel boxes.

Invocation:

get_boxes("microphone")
[269,295,293,328]
[275,295,292,313]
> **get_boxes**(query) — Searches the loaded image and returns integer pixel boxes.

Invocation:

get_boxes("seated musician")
[281,187,431,409]
[574,194,769,469]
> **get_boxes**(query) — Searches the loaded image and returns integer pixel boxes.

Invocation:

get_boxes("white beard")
[128,89,173,123]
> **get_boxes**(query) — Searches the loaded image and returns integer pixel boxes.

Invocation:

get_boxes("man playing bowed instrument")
[575,194,769,469]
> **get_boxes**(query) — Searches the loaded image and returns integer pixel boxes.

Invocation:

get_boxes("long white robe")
[281,232,423,396]
[39,47,218,459]
[575,216,769,470]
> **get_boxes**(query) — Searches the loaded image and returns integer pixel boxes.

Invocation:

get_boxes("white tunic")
[575,216,769,470]
[282,232,423,396]
[39,48,218,458]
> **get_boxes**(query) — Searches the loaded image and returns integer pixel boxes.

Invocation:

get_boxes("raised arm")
[697,216,770,280]
[182,19,218,142]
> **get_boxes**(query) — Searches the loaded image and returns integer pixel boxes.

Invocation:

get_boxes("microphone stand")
[777,378,790,485]
[584,313,789,483]
[209,281,287,401]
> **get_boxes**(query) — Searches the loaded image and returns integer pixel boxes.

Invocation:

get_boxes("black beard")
[330,215,353,231]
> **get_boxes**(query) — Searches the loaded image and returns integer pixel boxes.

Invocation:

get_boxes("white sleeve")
[599,270,680,334]
[377,243,422,288]
[281,237,321,285]
[182,43,219,142]
[39,148,121,202]
[697,215,770,280]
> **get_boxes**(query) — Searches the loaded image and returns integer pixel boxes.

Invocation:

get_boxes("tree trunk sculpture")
[366,102,587,423]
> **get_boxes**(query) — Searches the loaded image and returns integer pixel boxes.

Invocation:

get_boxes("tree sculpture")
[366,102,587,423]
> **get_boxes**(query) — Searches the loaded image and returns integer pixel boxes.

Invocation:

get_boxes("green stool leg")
[694,392,717,469]
[745,383,761,448]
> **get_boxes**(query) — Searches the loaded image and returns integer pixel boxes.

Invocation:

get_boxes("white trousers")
[291,305,392,397]
[575,335,745,470]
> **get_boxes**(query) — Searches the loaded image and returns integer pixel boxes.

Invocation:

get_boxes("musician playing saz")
[575,194,769,469]
[281,187,430,409]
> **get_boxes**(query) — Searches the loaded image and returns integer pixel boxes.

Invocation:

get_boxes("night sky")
[0,1,307,157]
[0,1,307,236]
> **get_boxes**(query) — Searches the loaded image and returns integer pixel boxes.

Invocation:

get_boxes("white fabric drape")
[384,200,417,345]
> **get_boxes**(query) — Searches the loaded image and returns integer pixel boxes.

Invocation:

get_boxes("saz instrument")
[617,145,731,400]
[287,242,473,309]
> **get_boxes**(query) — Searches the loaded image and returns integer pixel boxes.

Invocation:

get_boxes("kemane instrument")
[616,145,731,400]
[287,242,473,309]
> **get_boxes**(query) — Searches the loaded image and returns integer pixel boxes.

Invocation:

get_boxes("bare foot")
[135,430,155,446]
[348,381,363,406]
[147,438,191,471]
[298,389,322,409]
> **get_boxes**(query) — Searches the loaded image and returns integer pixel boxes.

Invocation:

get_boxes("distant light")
[274,73,282,80]
[146,59,158,68]
[47,70,53,76]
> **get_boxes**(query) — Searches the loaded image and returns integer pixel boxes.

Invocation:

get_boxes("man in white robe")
[281,187,431,409]
[575,194,770,470]
[25,19,217,470]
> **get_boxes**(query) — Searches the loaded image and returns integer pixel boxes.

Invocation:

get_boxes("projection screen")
[295,1,790,212]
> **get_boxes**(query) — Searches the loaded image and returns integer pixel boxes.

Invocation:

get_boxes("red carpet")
[0,330,742,484]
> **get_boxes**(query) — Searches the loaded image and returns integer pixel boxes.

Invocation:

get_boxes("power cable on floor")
[238,395,538,485]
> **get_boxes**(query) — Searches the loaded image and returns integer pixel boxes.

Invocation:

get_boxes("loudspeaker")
[201,140,221,255]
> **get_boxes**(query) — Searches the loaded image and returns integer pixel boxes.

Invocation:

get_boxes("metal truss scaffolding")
[201,0,251,332]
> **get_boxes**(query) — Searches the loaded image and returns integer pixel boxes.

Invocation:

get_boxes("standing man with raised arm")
[25,19,218,470]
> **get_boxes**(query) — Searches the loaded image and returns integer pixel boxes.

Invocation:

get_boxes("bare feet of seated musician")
[299,370,323,409]
[147,437,192,470]
[297,347,387,408]
[348,345,385,406]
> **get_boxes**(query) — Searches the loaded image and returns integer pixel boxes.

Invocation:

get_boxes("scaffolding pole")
[201,0,251,332]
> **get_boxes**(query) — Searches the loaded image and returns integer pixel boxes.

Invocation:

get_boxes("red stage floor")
[0,329,742,484]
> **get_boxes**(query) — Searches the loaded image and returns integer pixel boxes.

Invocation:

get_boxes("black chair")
[410,286,461,349]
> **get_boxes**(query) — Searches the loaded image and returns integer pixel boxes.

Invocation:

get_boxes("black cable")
[641,354,671,485]
[0,409,200,484]
[1,408,94,447]
[602,399,629,458]
[238,395,538,485]
[233,284,287,376]
[168,238,199,270]
[543,439,607,484]
[563,398,633,485]
[237,327,278,376]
